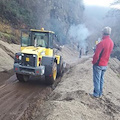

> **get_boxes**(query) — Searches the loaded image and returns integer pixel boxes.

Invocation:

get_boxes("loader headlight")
[41,51,45,55]
[33,55,36,57]
[19,56,22,60]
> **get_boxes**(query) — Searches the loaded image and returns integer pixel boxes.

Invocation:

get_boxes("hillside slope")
[0,40,20,72]
[35,54,120,120]
[0,42,120,120]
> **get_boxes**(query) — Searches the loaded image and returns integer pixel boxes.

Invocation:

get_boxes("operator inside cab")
[31,32,48,48]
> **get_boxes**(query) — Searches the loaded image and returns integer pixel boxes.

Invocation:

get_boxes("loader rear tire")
[45,62,57,85]
[57,56,63,77]
[16,73,29,82]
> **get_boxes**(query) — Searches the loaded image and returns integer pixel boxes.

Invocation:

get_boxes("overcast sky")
[83,0,115,7]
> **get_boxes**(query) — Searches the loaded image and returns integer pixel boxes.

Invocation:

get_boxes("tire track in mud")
[1,88,48,120]
[0,55,90,120]
[0,89,35,115]
[0,75,54,120]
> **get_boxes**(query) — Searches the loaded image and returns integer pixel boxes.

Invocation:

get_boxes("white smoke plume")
[68,24,90,48]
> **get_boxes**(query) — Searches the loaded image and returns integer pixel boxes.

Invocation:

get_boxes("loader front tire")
[16,73,29,82]
[45,62,57,85]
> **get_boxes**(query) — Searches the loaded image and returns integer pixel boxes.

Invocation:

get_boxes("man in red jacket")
[91,27,114,98]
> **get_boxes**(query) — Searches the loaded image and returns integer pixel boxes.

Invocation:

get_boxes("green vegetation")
[0,0,38,44]
[0,20,20,44]
[0,0,36,27]
[0,32,18,44]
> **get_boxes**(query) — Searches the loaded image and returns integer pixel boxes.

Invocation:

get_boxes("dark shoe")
[89,93,99,98]
[99,95,103,98]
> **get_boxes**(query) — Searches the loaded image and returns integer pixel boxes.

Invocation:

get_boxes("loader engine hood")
[21,46,45,55]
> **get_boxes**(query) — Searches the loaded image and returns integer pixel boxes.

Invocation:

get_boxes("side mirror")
[53,43,62,51]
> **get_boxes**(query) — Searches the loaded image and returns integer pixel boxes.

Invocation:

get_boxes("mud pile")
[35,54,120,120]
[0,40,20,72]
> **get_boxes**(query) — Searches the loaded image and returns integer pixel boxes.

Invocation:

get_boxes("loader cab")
[21,28,55,50]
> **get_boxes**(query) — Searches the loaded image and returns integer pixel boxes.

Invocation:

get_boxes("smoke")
[68,24,90,48]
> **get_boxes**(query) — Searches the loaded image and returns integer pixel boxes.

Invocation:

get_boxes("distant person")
[95,40,99,45]
[92,46,95,53]
[90,26,114,98]
[93,40,99,53]
[98,38,101,43]
[77,44,79,51]
[93,39,101,53]
[85,46,89,55]
[79,48,82,58]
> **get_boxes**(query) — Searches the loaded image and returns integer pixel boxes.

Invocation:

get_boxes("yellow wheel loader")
[14,28,63,85]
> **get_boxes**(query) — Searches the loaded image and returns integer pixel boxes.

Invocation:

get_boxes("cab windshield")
[31,32,49,47]
[21,30,49,48]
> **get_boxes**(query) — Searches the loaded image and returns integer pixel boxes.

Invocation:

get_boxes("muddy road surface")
[0,46,89,120]
[0,74,54,120]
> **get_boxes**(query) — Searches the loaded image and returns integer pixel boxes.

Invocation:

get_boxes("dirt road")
[0,74,53,120]
[2,45,119,120]
[0,45,80,120]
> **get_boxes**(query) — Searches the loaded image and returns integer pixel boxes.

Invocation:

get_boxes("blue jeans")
[93,65,107,97]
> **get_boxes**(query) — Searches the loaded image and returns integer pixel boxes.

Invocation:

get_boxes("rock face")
[36,0,84,44]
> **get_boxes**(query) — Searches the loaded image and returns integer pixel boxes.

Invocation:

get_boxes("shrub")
[0,0,36,27]
[0,32,19,44]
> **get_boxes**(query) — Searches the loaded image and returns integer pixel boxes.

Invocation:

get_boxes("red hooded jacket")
[92,35,114,66]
